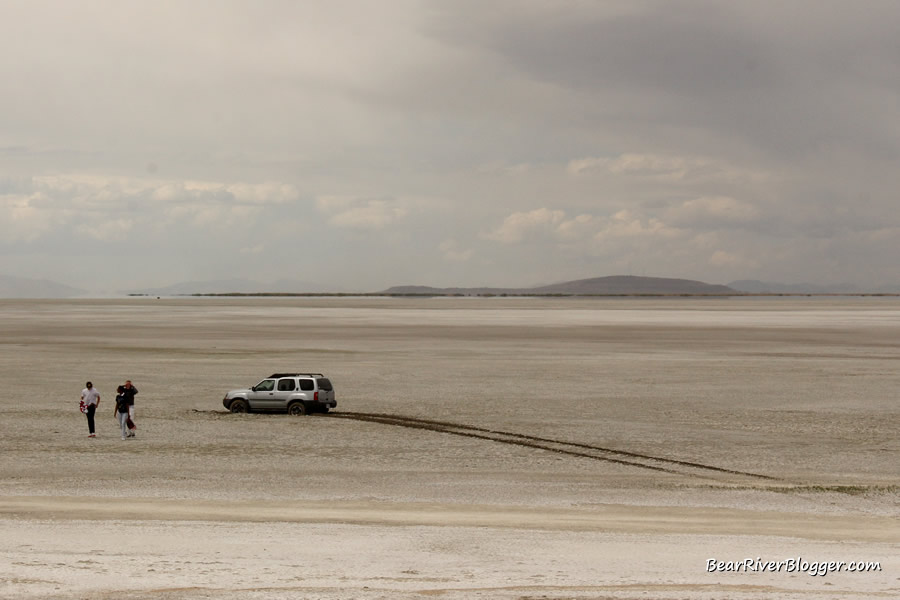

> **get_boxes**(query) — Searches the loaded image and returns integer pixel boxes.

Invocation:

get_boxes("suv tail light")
[314,391,319,401]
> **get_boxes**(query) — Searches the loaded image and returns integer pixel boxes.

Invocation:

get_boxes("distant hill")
[382,276,736,295]
[531,276,735,295]
[0,274,86,298]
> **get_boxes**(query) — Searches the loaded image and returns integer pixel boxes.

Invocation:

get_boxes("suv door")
[273,377,297,410]
[248,379,276,410]
[297,378,315,402]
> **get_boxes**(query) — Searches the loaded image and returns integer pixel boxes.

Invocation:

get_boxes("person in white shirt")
[80,381,101,438]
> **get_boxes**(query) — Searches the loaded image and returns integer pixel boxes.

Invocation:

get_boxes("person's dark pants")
[86,404,96,434]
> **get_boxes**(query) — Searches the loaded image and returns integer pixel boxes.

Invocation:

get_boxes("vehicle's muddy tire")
[229,399,248,414]
[320,406,330,413]
[287,402,308,416]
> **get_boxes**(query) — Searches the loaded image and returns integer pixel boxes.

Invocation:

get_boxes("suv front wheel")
[287,401,308,416]
[229,399,248,413]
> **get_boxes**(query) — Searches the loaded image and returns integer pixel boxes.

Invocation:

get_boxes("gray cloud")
[1,1,899,291]
[427,2,900,160]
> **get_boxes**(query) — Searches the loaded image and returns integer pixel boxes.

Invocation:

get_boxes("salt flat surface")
[1,297,898,599]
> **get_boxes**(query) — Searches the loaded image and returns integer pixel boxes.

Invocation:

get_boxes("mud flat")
[1,297,898,599]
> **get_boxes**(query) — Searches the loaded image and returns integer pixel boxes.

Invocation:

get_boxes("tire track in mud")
[326,411,781,484]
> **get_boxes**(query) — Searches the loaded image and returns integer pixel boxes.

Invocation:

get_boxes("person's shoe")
[121,436,127,440]
[88,434,96,438]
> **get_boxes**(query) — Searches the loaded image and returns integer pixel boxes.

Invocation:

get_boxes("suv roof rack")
[268,373,325,378]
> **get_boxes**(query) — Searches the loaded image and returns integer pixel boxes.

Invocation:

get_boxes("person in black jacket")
[122,380,138,437]
[114,386,130,440]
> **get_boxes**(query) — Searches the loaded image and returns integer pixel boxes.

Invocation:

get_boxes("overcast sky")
[2,0,899,292]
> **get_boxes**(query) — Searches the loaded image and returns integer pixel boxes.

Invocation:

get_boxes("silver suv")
[223,373,336,415]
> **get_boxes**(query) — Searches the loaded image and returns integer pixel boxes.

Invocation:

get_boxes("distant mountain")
[727,280,863,294]
[124,278,346,296]
[531,276,735,295]
[0,274,86,298]
[382,276,736,295]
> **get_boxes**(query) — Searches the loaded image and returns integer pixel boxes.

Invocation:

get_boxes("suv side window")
[277,379,296,391]
[298,379,314,391]
[255,379,275,392]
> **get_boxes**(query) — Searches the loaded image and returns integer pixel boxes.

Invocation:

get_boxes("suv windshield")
[316,378,333,391]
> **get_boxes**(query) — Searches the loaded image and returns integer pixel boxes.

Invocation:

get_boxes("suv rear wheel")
[229,399,248,413]
[287,401,308,416]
